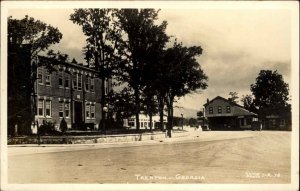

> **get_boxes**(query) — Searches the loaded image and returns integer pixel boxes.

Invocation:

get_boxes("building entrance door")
[74,101,83,127]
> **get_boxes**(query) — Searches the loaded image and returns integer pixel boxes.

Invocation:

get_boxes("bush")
[38,120,61,135]
[59,118,68,133]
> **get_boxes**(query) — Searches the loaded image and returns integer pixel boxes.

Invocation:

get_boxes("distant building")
[203,96,258,130]
[259,106,292,131]
[124,114,167,130]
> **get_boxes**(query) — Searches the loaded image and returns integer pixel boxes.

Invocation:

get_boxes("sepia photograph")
[1,1,299,191]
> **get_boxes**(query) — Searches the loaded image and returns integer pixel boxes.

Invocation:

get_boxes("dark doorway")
[208,117,237,131]
[74,101,83,127]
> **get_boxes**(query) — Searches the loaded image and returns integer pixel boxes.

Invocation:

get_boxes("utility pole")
[181,113,184,130]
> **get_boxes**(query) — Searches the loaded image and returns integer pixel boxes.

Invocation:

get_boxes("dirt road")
[8,131,291,183]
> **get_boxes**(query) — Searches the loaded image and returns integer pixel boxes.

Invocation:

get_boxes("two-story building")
[203,96,258,130]
[34,56,111,131]
[8,44,112,135]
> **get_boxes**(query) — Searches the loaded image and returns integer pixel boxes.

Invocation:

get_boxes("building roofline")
[37,55,97,73]
[204,96,258,116]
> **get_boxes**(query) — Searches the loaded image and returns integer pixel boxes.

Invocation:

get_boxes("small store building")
[204,96,258,130]
[124,114,167,130]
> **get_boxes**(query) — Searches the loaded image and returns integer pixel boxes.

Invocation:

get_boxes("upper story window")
[218,106,222,113]
[209,107,213,114]
[73,73,77,90]
[85,76,90,92]
[90,78,95,92]
[72,73,83,91]
[37,67,43,84]
[65,73,70,88]
[58,70,63,87]
[78,74,82,91]
[45,70,51,86]
[226,106,231,113]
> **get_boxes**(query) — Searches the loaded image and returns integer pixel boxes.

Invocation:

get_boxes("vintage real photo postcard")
[1,1,299,191]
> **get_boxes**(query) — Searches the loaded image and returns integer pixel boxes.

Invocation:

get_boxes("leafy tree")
[188,118,198,127]
[250,70,290,109]
[107,87,136,121]
[228,92,239,103]
[70,9,122,133]
[115,9,169,131]
[250,70,291,130]
[8,15,62,57]
[159,41,208,137]
[140,86,159,131]
[197,111,203,118]
[8,15,62,135]
[241,94,257,113]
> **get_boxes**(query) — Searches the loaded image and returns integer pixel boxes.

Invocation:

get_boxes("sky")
[7,4,294,112]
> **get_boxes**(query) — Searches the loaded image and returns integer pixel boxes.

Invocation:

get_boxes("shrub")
[38,120,61,135]
[59,118,68,134]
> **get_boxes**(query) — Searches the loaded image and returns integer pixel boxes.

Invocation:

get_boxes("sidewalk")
[7,131,258,156]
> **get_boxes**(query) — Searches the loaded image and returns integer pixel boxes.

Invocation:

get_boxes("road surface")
[8,131,291,183]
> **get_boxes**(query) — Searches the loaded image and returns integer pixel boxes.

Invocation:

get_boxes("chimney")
[207,98,209,104]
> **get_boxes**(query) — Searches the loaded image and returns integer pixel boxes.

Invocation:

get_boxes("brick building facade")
[34,56,111,131]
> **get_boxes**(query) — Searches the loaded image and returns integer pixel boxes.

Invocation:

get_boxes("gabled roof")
[204,96,257,116]
[204,96,242,107]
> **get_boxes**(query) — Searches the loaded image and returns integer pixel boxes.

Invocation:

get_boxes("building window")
[85,76,89,91]
[280,119,285,126]
[246,118,252,125]
[226,106,231,113]
[218,106,222,113]
[58,70,63,87]
[78,73,82,91]
[45,70,51,86]
[269,119,276,128]
[90,78,95,92]
[38,99,44,116]
[209,107,213,114]
[37,67,43,84]
[240,118,245,126]
[86,103,90,118]
[59,101,64,118]
[91,105,95,118]
[73,73,77,90]
[45,100,51,117]
[65,74,70,88]
[65,102,70,118]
